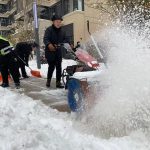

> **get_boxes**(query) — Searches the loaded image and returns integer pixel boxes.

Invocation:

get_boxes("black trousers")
[0,53,20,84]
[47,60,62,83]
[18,56,28,77]
[19,62,27,77]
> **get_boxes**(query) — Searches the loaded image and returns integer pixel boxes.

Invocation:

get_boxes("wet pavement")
[10,77,70,112]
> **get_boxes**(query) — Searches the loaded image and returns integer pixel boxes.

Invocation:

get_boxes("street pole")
[33,0,41,69]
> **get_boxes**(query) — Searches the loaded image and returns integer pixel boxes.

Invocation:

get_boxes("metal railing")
[0,5,16,18]
[0,0,10,5]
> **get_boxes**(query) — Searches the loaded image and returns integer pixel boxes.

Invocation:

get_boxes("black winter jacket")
[43,25,68,62]
[15,42,32,64]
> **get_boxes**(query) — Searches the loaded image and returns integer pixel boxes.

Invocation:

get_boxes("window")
[39,1,62,20]
[39,0,84,20]
[0,18,9,26]
[0,4,7,13]
[73,0,84,11]
[62,0,84,15]
[39,6,51,20]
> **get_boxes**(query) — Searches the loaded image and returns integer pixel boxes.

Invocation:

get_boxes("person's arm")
[43,27,55,51]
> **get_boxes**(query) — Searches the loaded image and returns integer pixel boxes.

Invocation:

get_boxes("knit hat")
[51,15,63,21]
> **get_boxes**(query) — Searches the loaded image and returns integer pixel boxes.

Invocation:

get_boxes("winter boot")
[46,79,51,88]
[23,75,29,79]
[56,81,64,89]
[1,83,9,88]
[15,83,20,89]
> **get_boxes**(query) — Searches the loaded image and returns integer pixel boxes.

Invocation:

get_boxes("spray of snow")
[79,22,150,138]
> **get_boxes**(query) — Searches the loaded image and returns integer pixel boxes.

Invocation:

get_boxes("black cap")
[51,15,63,21]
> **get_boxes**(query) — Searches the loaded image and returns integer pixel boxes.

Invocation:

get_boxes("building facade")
[0,0,17,36]
[1,0,103,45]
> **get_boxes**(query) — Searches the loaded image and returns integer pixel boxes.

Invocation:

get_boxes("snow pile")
[83,25,150,137]
[0,87,149,150]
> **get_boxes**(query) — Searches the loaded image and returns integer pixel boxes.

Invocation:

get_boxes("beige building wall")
[62,3,102,45]
[60,2,110,45]
[63,10,85,45]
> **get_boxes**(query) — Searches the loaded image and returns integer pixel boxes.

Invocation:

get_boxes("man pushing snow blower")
[43,14,69,88]
[0,35,20,88]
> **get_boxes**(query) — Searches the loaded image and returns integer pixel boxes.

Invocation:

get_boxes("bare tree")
[85,0,150,22]
[85,0,150,40]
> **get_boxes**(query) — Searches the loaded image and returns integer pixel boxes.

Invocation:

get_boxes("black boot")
[56,81,64,89]
[22,75,29,79]
[15,83,20,89]
[46,79,51,88]
[1,83,9,88]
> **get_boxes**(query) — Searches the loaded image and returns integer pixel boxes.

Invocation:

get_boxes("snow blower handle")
[87,20,108,68]
[87,20,104,59]
[87,20,91,35]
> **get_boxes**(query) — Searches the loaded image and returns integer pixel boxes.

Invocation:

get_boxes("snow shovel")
[17,56,42,78]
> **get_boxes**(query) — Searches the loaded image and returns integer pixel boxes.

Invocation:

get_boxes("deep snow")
[0,58,149,150]
[0,87,149,150]
[1,26,150,149]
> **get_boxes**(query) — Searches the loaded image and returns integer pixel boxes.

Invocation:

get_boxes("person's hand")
[48,44,56,51]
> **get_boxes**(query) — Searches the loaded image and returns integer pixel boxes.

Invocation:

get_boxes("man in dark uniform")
[43,15,68,88]
[0,36,20,88]
[15,42,32,78]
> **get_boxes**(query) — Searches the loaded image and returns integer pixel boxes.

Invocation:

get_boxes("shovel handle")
[17,55,32,70]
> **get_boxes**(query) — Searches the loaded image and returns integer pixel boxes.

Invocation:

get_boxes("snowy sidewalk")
[10,77,70,112]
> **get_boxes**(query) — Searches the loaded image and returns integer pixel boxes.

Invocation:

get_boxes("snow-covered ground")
[0,87,149,150]
[1,24,150,149]
[0,59,149,149]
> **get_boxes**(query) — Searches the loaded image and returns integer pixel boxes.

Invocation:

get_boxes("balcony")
[14,3,33,20]
[0,25,11,31]
[14,10,24,20]
[7,22,17,29]
[0,6,17,18]
[0,12,9,18]
[37,0,59,7]
[0,0,10,5]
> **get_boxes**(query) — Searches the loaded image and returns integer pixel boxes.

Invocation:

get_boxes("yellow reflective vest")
[0,35,13,46]
[0,36,13,56]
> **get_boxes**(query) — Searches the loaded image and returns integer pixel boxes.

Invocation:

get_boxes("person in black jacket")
[0,36,20,88]
[15,42,32,78]
[43,15,68,88]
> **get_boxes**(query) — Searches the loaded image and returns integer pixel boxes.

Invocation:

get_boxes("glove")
[48,44,56,51]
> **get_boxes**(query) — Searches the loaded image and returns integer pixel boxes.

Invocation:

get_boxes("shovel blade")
[31,70,42,78]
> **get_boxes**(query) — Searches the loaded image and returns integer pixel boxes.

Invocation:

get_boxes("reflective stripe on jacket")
[0,35,13,56]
